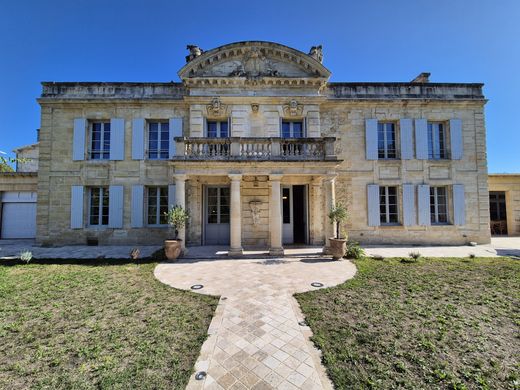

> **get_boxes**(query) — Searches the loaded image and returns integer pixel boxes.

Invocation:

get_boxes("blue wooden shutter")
[450,119,463,160]
[70,185,84,229]
[453,184,466,225]
[417,184,431,226]
[367,184,380,226]
[169,118,183,158]
[400,119,414,159]
[415,119,428,160]
[402,184,416,226]
[132,118,145,160]
[131,185,144,228]
[168,184,176,210]
[110,118,125,160]
[365,119,378,160]
[72,118,86,161]
[108,185,124,228]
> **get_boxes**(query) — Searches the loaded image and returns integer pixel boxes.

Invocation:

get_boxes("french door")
[204,186,230,245]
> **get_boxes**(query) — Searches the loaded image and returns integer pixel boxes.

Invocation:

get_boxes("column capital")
[173,174,188,182]
[311,176,324,186]
[269,174,283,182]
[228,173,243,181]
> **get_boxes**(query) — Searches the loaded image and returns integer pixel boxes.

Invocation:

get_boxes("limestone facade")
[34,41,491,249]
[488,174,520,236]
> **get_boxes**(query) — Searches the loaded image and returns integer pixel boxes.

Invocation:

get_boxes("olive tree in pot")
[328,203,348,260]
[164,205,189,260]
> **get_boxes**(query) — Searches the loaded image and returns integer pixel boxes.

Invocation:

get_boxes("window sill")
[145,225,169,228]
[378,224,403,229]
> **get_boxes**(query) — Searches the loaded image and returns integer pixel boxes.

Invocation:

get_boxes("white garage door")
[1,192,37,239]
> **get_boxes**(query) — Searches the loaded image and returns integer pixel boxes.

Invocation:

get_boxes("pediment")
[178,41,331,81]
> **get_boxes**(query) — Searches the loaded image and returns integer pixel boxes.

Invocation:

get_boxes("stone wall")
[488,174,520,236]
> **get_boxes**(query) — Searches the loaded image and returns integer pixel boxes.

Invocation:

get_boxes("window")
[281,121,304,138]
[148,122,169,159]
[489,192,507,221]
[207,187,230,224]
[207,120,229,138]
[282,188,291,223]
[377,122,397,159]
[147,186,168,225]
[428,122,447,159]
[430,186,448,224]
[89,187,109,226]
[379,186,399,224]
[90,122,110,159]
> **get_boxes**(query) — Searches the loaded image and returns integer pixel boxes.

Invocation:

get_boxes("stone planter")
[164,239,182,260]
[329,238,347,260]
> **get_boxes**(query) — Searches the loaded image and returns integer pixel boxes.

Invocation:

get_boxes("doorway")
[282,185,308,245]
[489,191,508,235]
[204,186,230,245]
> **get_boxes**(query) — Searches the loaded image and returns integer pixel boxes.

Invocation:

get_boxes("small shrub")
[372,254,385,261]
[400,257,417,264]
[19,250,33,263]
[469,253,476,259]
[130,248,140,260]
[345,241,365,259]
[409,251,422,260]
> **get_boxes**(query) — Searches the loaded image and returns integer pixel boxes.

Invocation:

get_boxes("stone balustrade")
[174,137,337,161]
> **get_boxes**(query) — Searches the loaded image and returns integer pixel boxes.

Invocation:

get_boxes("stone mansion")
[2,41,495,252]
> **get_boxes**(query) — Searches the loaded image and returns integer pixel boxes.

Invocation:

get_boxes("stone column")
[174,174,187,250]
[269,174,284,256]
[323,175,336,254]
[228,174,243,256]
[311,177,324,246]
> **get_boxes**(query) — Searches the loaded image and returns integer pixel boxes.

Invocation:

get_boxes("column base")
[269,247,284,256]
[228,247,243,256]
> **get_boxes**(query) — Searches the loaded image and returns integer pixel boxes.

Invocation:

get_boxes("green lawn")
[296,257,520,390]
[0,261,218,390]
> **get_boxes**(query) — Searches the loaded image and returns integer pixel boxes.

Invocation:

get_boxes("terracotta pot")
[164,239,182,260]
[329,238,347,260]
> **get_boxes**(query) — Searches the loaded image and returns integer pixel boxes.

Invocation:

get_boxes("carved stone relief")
[249,200,262,225]
[283,100,304,117]
[206,97,228,117]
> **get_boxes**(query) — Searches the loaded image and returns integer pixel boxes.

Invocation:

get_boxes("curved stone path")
[155,257,357,389]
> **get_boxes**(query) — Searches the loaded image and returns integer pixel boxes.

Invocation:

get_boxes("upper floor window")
[90,122,110,159]
[148,121,169,159]
[428,122,447,159]
[147,186,168,225]
[377,122,397,159]
[379,186,399,224]
[430,186,448,224]
[207,120,229,138]
[282,120,304,138]
[89,187,109,226]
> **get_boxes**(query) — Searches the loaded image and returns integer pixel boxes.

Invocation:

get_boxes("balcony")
[173,137,337,161]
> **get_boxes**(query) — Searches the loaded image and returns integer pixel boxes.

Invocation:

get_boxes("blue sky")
[1,0,518,172]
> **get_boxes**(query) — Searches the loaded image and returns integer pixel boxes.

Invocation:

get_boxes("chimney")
[411,72,431,83]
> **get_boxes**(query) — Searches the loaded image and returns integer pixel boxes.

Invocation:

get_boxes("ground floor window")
[89,187,109,226]
[147,186,168,225]
[430,186,448,224]
[379,186,399,224]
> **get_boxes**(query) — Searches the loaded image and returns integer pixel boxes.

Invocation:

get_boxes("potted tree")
[164,205,189,260]
[328,203,348,260]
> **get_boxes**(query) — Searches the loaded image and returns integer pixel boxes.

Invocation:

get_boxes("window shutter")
[402,184,416,226]
[108,185,124,228]
[450,119,463,160]
[70,185,84,229]
[400,119,414,159]
[417,184,431,226]
[131,185,144,228]
[168,184,176,210]
[72,118,86,161]
[453,184,466,225]
[131,118,145,160]
[367,184,380,226]
[110,118,125,160]
[415,119,428,160]
[169,117,183,158]
[365,119,378,160]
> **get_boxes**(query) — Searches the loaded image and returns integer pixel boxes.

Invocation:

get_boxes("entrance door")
[282,185,307,245]
[489,191,508,235]
[204,186,230,245]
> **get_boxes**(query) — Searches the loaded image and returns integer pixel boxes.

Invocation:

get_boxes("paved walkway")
[155,257,357,390]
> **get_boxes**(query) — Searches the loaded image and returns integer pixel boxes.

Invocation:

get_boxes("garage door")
[1,192,37,239]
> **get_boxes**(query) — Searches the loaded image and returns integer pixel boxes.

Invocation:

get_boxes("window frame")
[206,119,230,138]
[88,187,110,227]
[377,122,398,159]
[430,186,450,225]
[145,186,169,227]
[206,186,230,224]
[281,120,305,138]
[89,121,111,160]
[379,185,400,225]
[147,121,170,160]
[427,122,449,160]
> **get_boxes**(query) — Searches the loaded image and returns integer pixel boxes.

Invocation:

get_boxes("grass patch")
[296,257,520,389]
[0,261,218,389]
